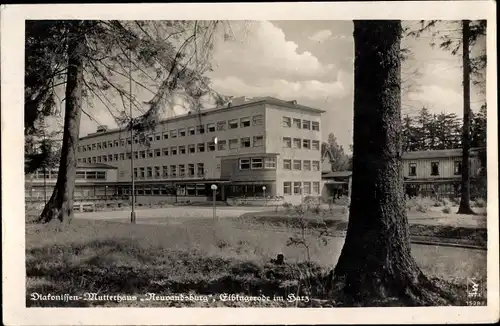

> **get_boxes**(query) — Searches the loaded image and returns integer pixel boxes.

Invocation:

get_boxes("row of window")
[133,163,206,179]
[237,158,319,171]
[78,136,266,164]
[283,181,321,196]
[31,170,106,180]
[408,161,462,177]
[283,137,320,150]
[117,184,207,196]
[282,117,320,130]
[78,114,267,153]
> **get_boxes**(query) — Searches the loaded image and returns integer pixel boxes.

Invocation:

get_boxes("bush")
[334,196,350,207]
[474,198,486,208]
[442,206,451,214]
[413,196,432,213]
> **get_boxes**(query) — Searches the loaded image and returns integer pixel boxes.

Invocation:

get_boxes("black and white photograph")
[1,2,498,325]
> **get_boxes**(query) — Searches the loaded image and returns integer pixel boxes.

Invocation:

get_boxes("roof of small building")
[402,147,483,160]
[322,171,352,178]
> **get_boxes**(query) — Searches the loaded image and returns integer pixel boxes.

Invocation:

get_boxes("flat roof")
[402,147,484,160]
[80,96,325,141]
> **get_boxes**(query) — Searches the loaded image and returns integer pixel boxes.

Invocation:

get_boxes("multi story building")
[75,96,325,204]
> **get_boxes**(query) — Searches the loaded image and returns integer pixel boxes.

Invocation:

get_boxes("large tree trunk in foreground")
[332,21,453,306]
[38,23,85,223]
[457,20,476,215]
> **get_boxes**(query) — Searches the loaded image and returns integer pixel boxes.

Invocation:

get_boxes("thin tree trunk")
[457,20,476,215]
[38,22,85,223]
[332,20,454,306]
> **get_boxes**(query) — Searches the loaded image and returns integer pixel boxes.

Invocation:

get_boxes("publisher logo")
[467,277,481,298]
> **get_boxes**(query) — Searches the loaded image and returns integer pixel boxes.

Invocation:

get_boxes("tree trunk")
[332,21,454,306]
[38,22,85,223]
[457,20,476,215]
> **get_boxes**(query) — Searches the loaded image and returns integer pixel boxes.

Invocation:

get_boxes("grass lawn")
[26,216,487,307]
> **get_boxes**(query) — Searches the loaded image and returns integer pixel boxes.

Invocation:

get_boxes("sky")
[73,20,486,151]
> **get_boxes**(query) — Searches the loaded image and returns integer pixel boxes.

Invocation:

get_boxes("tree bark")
[457,20,476,215]
[38,22,85,223]
[332,21,454,306]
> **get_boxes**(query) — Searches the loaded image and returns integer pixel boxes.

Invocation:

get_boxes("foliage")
[321,133,351,171]
[442,206,452,214]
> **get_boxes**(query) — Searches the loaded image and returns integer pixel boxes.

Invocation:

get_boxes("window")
[409,163,417,176]
[207,123,216,132]
[188,127,196,135]
[144,186,151,195]
[170,165,177,177]
[140,151,146,159]
[108,154,113,162]
[283,137,292,148]
[282,117,291,128]
[264,157,276,169]
[229,119,238,129]
[454,161,462,175]
[162,148,169,156]
[177,128,185,137]
[312,121,320,131]
[253,135,264,147]
[293,160,302,170]
[147,167,153,178]
[155,134,161,141]
[229,139,238,149]
[152,186,160,195]
[197,143,205,152]
[139,167,145,178]
[208,142,216,152]
[241,137,251,148]
[252,114,264,126]
[147,135,154,143]
[303,182,311,195]
[92,157,97,163]
[240,158,250,170]
[155,149,161,157]
[155,166,161,178]
[148,150,153,158]
[293,182,302,195]
[114,140,119,147]
[217,121,226,131]
[197,163,205,176]
[293,118,301,128]
[188,164,195,176]
[431,162,440,176]
[312,140,320,150]
[283,159,292,170]
[163,133,169,140]
[108,141,113,148]
[303,160,311,171]
[127,138,131,145]
[293,138,301,149]
[313,182,320,195]
[134,168,138,178]
[186,184,196,196]
[240,117,251,128]
[179,145,186,155]
[312,161,320,171]
[284,182,292,195]
[102,155,107,162]
[170,130,177,138]
[179,164,185,177]
[127,153,132,159]
[163,166,168,177]
[92,143,96,150]
[196,184,205,196]
[197,125,205,134]
[251,158,263,169]
[218,140,227,150]
[303,139,311,149]
[188,144,196,154]
[98,143,102,149]
[120,153,125,161]
[302,120,311,130]
[134,137,139,144]
[171,147,177,155]
[134,152,139,159]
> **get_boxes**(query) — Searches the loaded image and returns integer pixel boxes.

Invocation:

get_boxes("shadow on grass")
[26,238,330,307]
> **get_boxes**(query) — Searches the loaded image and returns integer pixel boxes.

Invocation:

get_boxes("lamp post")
[262,186,266,206]
[129,48,136,224]
[211,184,218,217]
[105,185,108,207]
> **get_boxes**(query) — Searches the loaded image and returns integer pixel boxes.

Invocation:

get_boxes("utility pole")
[129,49,136,224]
